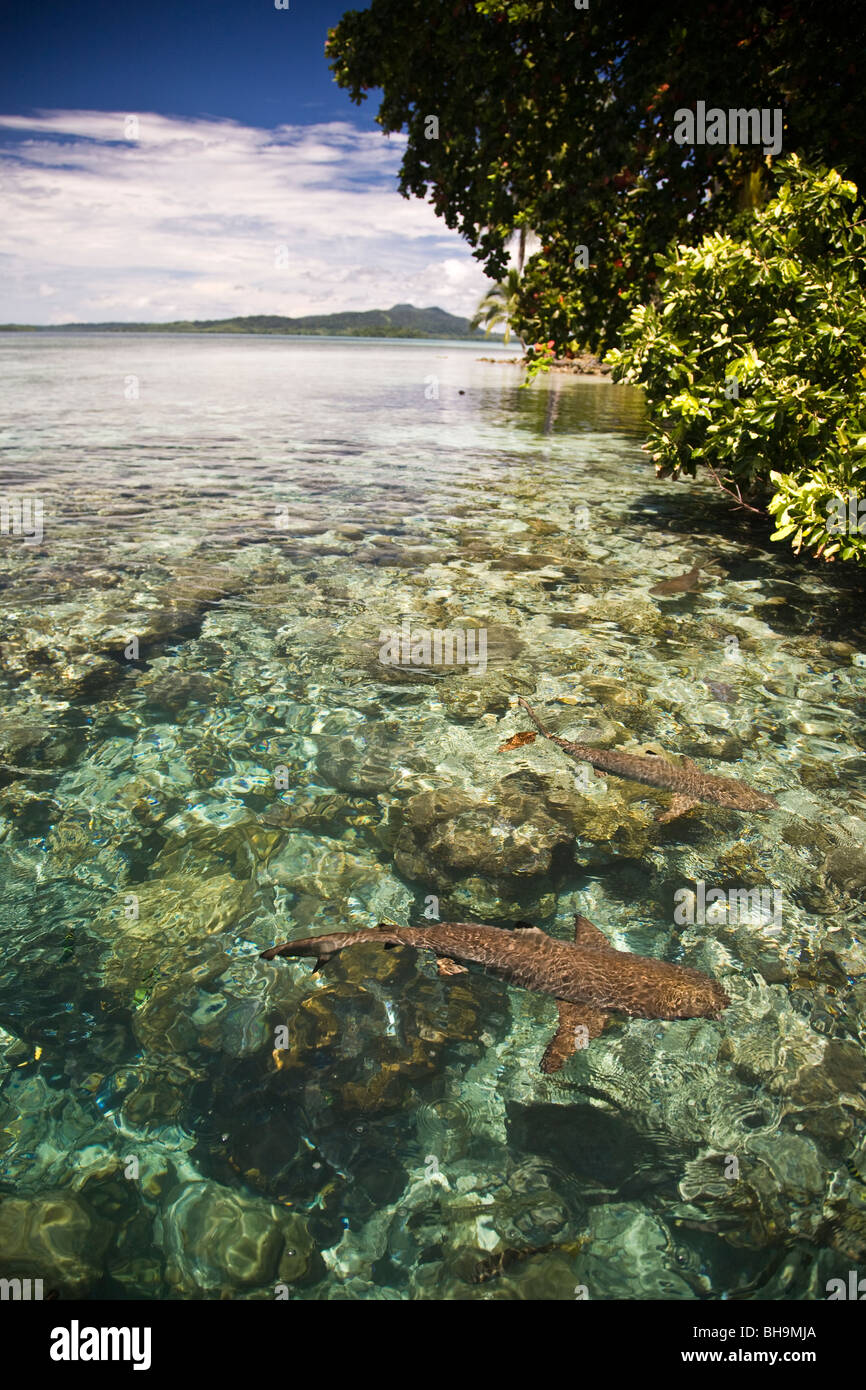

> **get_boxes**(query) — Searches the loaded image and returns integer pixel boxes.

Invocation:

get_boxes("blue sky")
[1,0,372,130]
[0,0,496,323]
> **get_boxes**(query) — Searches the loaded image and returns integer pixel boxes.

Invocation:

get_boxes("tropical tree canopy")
[327,0,866,355]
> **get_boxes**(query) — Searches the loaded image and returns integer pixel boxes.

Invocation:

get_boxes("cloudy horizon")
[0,109,496,325]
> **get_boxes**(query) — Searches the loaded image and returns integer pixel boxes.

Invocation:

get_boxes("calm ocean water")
[0,333,865,1299]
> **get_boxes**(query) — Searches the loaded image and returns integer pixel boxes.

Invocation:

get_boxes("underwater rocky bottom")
[1,335,865,1299]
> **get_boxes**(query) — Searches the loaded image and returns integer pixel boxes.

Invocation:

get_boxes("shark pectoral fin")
[572,914,617,952]
[656,793,701,823]
[437,957,469,977]
[541,1001,608,1074]
[593,767,606,779]
[311,947,344,973]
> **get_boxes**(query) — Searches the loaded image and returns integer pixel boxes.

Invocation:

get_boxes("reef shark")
[649,564,703,596]
[260,913,730,1074]
[515,697,778,823]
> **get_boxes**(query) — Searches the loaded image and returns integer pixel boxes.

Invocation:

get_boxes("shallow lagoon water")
[0,333,865,1300]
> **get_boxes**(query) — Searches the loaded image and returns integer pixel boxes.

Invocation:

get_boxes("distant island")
[0,303,501,340]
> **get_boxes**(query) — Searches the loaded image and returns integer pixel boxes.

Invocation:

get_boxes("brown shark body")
[260,913,729,1074]
[650,565,702,596]
[517,697,778,822]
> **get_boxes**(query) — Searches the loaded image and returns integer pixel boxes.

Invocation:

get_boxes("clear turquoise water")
[0,333,865,1299]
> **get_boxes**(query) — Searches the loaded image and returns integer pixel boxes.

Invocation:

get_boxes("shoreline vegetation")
[480,352,611,377]
[0,302,500,341]
[327,1,866,571]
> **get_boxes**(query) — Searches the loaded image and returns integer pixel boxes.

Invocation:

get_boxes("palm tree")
[470,267,525,349]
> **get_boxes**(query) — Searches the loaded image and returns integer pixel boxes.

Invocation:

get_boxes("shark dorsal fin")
[632,741,674,762]
[573,914,617,952]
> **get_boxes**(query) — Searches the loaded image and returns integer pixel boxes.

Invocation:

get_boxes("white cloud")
[0,111,497,323]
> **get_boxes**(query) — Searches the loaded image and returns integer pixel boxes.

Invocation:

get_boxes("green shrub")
[607,156,866,563]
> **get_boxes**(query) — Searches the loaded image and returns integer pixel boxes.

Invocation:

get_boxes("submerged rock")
[317,724,429,795]
[0,715,55,763]
[100,870,252,996]
[268,832,377,900]
[162,1180,313,1293]
[392,768,655,905]
[824,843,866,893]
[0,1192,112,1297]
[138,670,216,711]
[440,673,529,719]
[586,597,667,637]
[391,781,569,913]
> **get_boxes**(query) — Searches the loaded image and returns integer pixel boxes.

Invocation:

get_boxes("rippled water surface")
[1,333,865,1300]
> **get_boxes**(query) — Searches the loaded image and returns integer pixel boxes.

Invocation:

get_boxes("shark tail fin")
[261,930,389,967]
[260,937,341,967]
[518,697,551,738]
